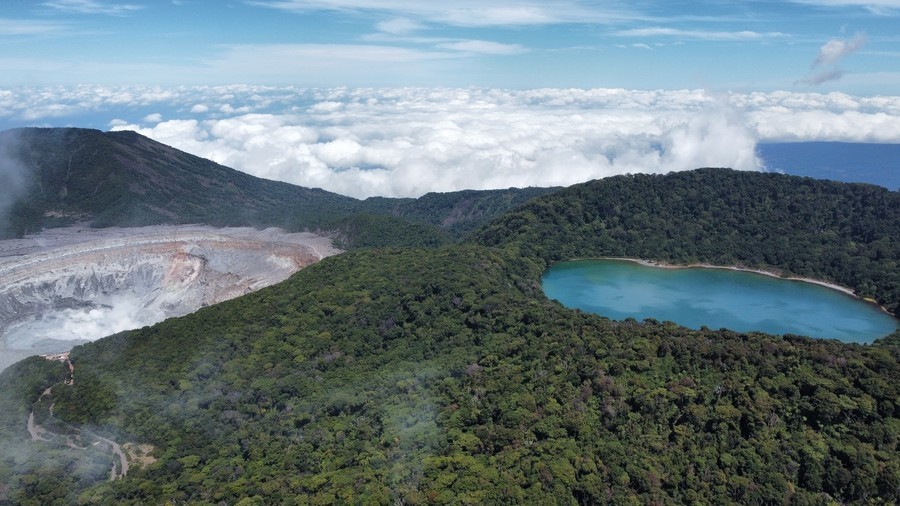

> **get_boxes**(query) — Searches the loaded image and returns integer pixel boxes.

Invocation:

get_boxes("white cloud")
[813,33,867,67]
[190,104,209,113]
[615,27,788,41]
[3,86,898,199]
[0,18,69,36]
[250,0,641,27]
[789,0,900,14]
[110,88,765,198]
[42,0,144,16]
[437,40,528,55]
[376,17,425,35]
[143,112,163,123]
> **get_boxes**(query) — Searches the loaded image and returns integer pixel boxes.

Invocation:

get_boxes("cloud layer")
[1,86,899,199]
[107,88,763,198]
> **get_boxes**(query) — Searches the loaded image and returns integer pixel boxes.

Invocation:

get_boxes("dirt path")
[27,354,129,480]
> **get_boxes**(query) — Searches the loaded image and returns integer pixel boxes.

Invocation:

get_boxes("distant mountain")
[360,186,559,241]
[0,128,554,245]
[0,128,358,238]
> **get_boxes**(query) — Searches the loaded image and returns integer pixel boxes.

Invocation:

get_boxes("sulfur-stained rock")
[0,224,341,371]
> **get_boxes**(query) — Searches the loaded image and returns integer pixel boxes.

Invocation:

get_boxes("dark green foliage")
[1,162,898,503]
[2,245,897,504]
[0,128,552,248]
[322,213,451,249]
[360,187,559,240]
[0,357,67,433]
[0,128,359,237]
[471,168,900,315]
[0,358,114,505]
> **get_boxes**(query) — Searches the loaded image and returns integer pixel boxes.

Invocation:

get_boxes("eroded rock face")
[0,225,341,371]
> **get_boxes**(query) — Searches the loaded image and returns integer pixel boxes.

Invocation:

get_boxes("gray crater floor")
[0,224,341,372]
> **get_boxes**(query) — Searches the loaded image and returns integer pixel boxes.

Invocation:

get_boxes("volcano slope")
[0,128,358,238]
[0,127,557,371]
[0,127,556,245]
[0,169,897,504]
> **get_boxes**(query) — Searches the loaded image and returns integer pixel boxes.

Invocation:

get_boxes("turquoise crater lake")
[542,259,899,343]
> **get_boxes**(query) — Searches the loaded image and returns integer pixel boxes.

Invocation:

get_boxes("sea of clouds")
[2,86,899,198]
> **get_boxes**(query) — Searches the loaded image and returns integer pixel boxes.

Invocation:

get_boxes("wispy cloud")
[616,43,654,50]
[615,27,789,41]
[798,69,846,85]
[813,33,867,67]
[797,32,867,87]
[375,18,425,35]
[436,40,527,55]
[248,0,641,27]
[198,44,466,85]
[367,15,526,55]
[789,0,900,15]
[0,18,70,36]
[42,0,144,16]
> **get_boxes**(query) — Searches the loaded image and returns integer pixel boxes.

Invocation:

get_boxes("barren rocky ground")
[0,225,341,371]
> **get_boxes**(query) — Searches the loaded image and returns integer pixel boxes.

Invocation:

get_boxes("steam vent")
[0,225,340,371]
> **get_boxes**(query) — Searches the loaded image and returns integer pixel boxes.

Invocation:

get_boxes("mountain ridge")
[0,127,557,245]
[0,130,898,504]
[470,168,900,316]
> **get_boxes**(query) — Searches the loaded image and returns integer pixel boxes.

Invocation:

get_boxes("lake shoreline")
[588,257,896,318]
[544,257,899,341]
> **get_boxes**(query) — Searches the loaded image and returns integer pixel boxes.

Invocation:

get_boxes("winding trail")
[27,354,129,480]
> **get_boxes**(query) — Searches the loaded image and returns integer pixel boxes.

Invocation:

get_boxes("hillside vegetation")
[472,168,900,315]
[1,168,898,504]
[1,128,356,237]
[0,128,552,245]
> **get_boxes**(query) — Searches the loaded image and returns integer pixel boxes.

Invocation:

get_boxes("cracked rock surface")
[0,225,341,371]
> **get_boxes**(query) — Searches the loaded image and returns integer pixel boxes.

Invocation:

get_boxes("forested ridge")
[0,128,357,237]
[472,168,900,316]
[0,128,551,245]
[0,168,898,504]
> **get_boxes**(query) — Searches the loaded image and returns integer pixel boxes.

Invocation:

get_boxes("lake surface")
[542,259,899,343]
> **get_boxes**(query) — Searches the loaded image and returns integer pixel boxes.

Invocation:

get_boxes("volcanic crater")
[0,225,341,371]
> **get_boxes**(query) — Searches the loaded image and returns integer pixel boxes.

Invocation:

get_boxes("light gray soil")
[0,224,341,372]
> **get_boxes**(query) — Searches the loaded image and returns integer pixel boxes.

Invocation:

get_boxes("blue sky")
[1,0,898,93]
[1,1,899,197]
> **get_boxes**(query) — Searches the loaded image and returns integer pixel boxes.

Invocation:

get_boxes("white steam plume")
[813,33,867,68]
[0,130,29,234]
[798,33,866,87]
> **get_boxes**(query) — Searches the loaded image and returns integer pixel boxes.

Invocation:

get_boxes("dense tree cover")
[0,357,116,505]
[1,245,897,504]
[472,168,900,315]
[359,187,559,240]
[0,128,550,246]
[321,214,451,249]
[2,164,899,503]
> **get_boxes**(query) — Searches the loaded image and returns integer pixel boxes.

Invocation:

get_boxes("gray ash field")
[0,224,340,371]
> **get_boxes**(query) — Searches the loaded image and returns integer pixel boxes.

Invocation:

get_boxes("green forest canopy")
[0,168,897,505]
